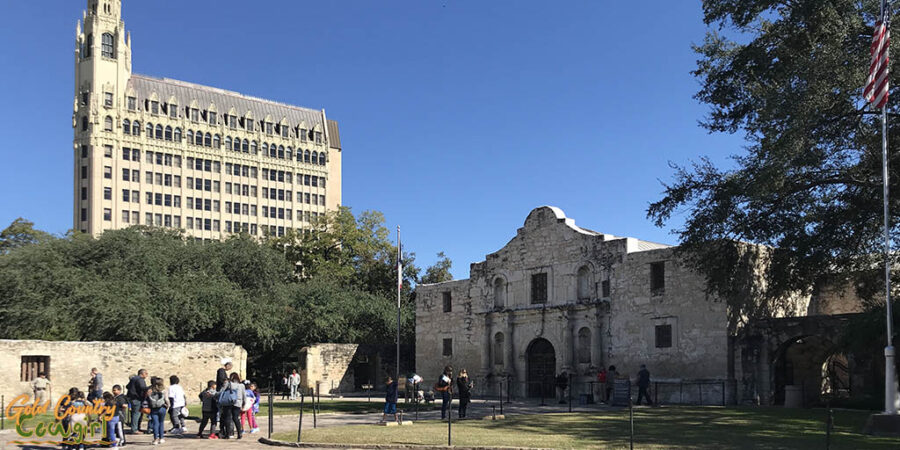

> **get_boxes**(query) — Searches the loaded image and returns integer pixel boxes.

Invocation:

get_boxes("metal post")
[492,405,496,420]
[655,382,658,406]
[296,393,304,442]
[825,408,833,450]
[415,381,419,421]
[722,381,726,406]
[568,373,572,413]
[397,227,402,391]
[882,99,898,414]
[499,380,503,416]
[629,396,634,450]
[506,375,511,404]
[268,383,274,439]
[317,384,321,413]
[1,395,4,430]
[313,387,317,429]
[699,383,703,406]
[447,401,452,446]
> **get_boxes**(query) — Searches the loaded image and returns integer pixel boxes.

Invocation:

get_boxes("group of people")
[280,369,302,400]
[31,358,262,447]
[597,364,653,405]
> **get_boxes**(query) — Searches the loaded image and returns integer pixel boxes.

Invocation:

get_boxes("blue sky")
[0,1,745,280]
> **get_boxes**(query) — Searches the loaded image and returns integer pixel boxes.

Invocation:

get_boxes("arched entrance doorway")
[527,338,556,398]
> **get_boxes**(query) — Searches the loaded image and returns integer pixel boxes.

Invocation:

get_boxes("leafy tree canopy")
[420,252,453,285]
[649,0,897,308]
[0,218,54,254]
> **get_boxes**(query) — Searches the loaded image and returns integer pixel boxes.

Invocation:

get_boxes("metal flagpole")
[397,226,402,383]
[881,0,898,415]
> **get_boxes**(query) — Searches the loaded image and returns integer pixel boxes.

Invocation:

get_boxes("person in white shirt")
[289,369,301,400]
[167,375,187,433]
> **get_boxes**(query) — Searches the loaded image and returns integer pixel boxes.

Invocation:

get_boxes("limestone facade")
[416,206,733,402]
[0,340,246,404]
[73,0,341,238]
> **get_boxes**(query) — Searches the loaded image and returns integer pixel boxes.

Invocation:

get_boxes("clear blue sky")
[0,0,744,280]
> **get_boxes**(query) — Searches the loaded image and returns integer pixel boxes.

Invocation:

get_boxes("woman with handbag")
[218,372,247,439]
[147,378,170,445]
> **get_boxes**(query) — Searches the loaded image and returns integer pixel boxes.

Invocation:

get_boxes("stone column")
[563,311,574,372]
[506,313,517,397]
[592,310,604,369]
[481,314,492,395]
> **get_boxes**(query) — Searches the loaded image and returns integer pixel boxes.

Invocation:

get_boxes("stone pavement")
[0,398,615,449]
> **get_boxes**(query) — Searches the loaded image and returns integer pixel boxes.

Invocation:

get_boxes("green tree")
[648,0,896,308]
[0,218,54,254]
[420,252,453,284]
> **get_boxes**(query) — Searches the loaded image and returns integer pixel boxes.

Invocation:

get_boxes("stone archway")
[527,338,556,398]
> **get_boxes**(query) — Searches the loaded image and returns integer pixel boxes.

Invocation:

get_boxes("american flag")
[865,15,891,109]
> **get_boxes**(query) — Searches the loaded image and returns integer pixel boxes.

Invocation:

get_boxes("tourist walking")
[382,376,399,423]
[435,366,453,420]
[167,375,187,433]
[218,372,247,439]
[281,373,290,400]
[31,372,50,405]
[456,369,473,418]
[112,384,128,446]
[636,364,653,406]
[289,369,301,400]
[147,378,170,444]
[555,371,569,404]
[87,367,103,402]
[125,369,148,433]
[597,368,608,403]
[198,380,219,439]
[605,365,617,403]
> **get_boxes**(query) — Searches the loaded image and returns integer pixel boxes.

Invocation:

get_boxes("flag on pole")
[865,15,891,109]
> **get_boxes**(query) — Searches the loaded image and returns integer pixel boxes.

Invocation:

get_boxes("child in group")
[382,376,399,423]
[198,380,218,439]
[240,382,260,434]
[167,375,187,434]
[102,392,120,448]
[111,385,128,447]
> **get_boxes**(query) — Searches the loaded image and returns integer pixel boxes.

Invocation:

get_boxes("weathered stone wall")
[417,206,730,401]
[609,246,728,382]
[299,343,358,394]
[0,340,247,404]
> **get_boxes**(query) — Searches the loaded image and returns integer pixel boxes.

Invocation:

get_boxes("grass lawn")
[273,407,900,449]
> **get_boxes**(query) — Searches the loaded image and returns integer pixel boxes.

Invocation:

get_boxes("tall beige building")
[73,0,341,238]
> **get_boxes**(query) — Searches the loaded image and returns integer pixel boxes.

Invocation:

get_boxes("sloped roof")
[127,74,341,149]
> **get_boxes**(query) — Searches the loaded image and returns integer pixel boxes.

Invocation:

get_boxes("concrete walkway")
[0,398,616,449]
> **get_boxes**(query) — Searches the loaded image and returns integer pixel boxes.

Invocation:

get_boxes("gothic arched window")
[204,132,211,147]
[122,119,130,134]
[186,129,193,144]
[174,127,182,142]
[311,152,318,165]
[146,122,153,137]
[164,126,173,141]
[251,140,258,154]
[242,139,249,153]
[304,150,310,163]
[213,134,221,148]
[104,116,113,131]
[101,33,115,59]
[132,120,140,135]
[155,124,163,139]
[194,131,203,146]
[225,136,232,150]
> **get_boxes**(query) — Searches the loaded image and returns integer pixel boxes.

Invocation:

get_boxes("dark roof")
[127,74,341,150]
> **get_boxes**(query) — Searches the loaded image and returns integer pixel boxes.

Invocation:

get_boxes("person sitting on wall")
[434,366,453,420]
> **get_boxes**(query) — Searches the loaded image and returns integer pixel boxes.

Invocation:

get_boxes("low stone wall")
[0,339,247,405]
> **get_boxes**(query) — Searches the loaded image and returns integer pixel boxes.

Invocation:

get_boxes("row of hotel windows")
[94,188,321,213]
[90,117,327,164]
[90,208,318,238]
[116,95,326,145]
[124,96,326,144]
[104,147,328,187]
[116,119,329,164]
